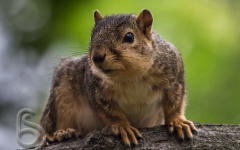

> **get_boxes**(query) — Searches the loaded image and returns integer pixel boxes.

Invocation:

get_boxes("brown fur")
[39,9,197,146]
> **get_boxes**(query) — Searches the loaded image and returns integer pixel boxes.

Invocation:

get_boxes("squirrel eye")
[123,32,134,43]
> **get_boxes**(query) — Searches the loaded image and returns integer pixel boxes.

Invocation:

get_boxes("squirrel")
[39,9,197,147]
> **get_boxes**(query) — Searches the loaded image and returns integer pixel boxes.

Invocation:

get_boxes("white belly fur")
[113,80,164,128]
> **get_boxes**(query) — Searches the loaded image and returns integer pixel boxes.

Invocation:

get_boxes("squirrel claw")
[45,128,81,145]
[167,118,197,141]
[137,136,143,141]
[192,129,199,135]
[111,125,141,146]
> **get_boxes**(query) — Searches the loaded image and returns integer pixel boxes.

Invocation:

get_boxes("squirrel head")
[89,9,154,81]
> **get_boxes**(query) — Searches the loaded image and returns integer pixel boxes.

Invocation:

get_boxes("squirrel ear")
[94,10,103,23]
[136,9,153,38]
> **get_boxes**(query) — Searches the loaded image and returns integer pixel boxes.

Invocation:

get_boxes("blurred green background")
[0,0,240,149]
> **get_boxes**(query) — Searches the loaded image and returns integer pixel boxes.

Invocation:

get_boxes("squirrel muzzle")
[92,49,106,64]
[91,48,117,74]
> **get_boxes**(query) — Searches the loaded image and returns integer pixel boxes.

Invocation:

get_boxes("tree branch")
[35,123,240,150]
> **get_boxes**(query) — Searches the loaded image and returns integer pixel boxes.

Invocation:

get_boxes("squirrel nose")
[92,52,106,64]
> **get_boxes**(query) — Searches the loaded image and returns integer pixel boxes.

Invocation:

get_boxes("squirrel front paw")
[166,118,198,141]
[111,125,142,147]
[46,128,82,145]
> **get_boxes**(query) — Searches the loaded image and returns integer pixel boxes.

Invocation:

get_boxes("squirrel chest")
[104,78,164,128]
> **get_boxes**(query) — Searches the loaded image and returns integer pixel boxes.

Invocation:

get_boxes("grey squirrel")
[40,9,197,147]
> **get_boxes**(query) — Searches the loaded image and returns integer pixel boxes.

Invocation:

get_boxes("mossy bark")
[35,123,240,150]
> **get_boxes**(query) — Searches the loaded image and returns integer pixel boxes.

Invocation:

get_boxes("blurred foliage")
[1,0,240,125]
